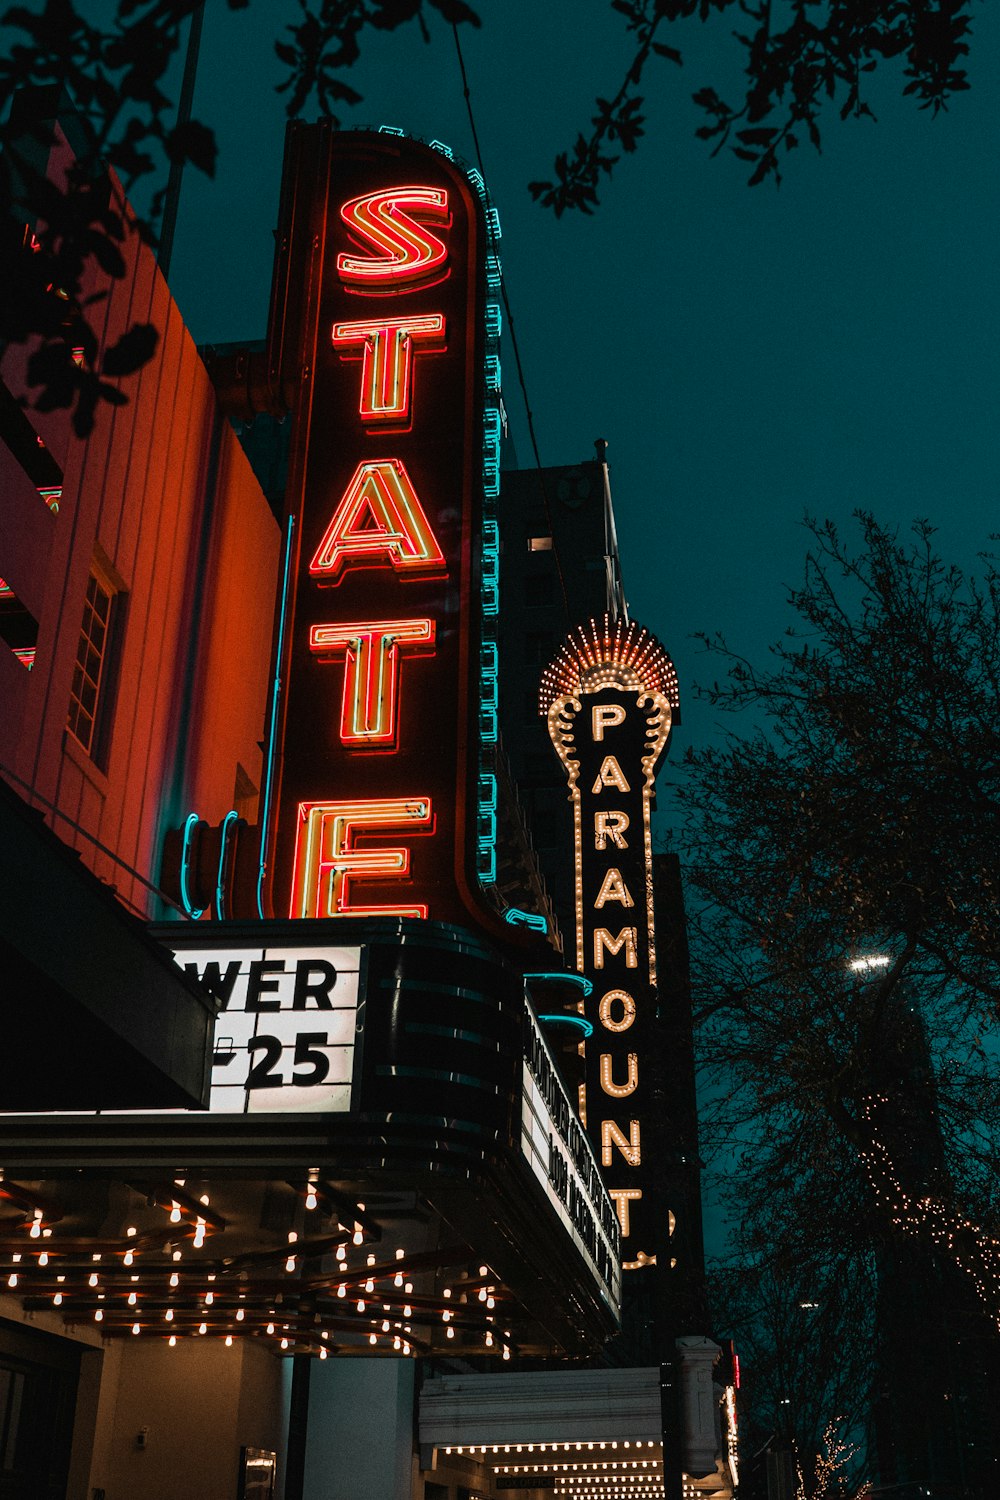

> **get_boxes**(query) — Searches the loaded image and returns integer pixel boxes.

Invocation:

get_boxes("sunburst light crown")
[538,615,680,718]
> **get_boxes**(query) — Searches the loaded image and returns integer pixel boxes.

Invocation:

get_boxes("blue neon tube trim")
[537,1013,594,1039]
[504,908,548,933]
[257,515,296,920]
[179,813,204,920]
[214,810,239,921]
[524,971,594,998]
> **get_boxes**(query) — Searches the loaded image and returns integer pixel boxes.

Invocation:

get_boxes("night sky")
[166,3,998,1252]
[169,0,998,768]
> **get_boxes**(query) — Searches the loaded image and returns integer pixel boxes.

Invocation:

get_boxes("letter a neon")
[310,459,445,584]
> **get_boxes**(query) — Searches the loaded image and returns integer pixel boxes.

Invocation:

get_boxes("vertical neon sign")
[543,616,680,1271]
[262,127,507,932]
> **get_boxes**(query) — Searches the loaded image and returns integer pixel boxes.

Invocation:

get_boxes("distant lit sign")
[543,617,679,1270]
[265,130,499,932]
[170,940,362,1113]
[522,1002,621,1309]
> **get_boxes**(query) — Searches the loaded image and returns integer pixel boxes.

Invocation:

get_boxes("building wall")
[497,458,623,931]
[92,1338,285,1500]
[0,1292,287,1500]
[0,123,279,920]
[303,1358,416,1500]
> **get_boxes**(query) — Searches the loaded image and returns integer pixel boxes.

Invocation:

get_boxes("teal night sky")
[169,1,998,768]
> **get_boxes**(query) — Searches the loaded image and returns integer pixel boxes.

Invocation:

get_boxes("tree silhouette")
[683,514,1000,1488]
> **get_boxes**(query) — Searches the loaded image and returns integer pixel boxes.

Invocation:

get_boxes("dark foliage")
[531,0,974,212]
[680,515,1000,1482]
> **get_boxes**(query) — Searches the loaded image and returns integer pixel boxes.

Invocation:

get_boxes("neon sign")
[308,458,446,583]
[337,185,452,289]
[309,618,435,747]
[289,797,434,920]
[263,129,508,933]
[331,315,446,426]
[544,616,680,1271]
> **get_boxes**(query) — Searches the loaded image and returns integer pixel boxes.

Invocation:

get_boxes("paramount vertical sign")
[262,127,506,933]
[543,617,680,1271]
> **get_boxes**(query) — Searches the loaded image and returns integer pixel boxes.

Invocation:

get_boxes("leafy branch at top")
[528,0,681,217]
[273,0,480,119]
[0,0,976,428]
[0,0,242,434]
[531,0,974,210]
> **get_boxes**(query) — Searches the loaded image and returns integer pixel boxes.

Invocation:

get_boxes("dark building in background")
[497,451,625,937]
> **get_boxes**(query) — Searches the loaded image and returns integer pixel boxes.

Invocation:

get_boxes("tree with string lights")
[679,512,1000,1494]
[0,0,977,431]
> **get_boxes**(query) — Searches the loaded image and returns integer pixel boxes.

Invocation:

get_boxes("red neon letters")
[309,618,435,747]
[291,179,454,919]
[337,186,451,290]
[309,459,445,584]
[331,316,446,426]
[291,798,434,919]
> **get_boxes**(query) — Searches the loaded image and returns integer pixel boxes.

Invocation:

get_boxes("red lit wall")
[0,126,279,916]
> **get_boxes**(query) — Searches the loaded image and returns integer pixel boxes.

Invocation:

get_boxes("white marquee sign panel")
[172,942,363,1114]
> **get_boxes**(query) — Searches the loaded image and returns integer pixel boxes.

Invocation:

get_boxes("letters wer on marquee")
[542,615,681,1272]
